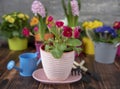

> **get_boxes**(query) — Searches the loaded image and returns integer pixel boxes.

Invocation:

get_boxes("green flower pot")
[8,37,28,51]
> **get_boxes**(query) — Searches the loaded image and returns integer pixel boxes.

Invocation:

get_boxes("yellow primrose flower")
[5,15,15,23]
[93,20,103,29]
[5,15,11,21]
[82,20,103,30]
[8,17,15,23]
[18,13,25,19]
[84,21,93,30]
[25,14,29,19]
[30,17,39,26]
[82,21,89,27]
[0,12,30,39]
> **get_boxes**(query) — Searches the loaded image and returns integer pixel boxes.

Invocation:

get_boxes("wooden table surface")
[0,46,120,89]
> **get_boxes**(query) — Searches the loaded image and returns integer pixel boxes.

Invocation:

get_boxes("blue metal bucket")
[94,42,117,64]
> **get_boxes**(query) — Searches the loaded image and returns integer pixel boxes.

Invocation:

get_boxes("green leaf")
[56,43,67,51]
[67,38,82,46]
[45,44,50,51]
[49,26,58,37]
[51,48,63,59]
[86,30,96,41]
[73,47,82,54]
[61,0,68,16]
[78,0,81,10]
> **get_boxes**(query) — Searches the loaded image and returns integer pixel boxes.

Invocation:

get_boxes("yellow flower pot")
[8,37,28,51]
[82,37,94,55]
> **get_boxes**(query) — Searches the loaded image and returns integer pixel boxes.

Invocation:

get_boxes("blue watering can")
[7,52,41,77]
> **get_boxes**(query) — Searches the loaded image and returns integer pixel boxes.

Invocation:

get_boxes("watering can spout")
[34,52,41,66]
[7,60,22,72]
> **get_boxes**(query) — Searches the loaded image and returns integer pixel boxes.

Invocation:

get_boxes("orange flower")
[30,17,39,26]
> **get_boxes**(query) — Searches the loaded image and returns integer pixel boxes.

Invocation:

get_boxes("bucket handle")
[115,42,120,47]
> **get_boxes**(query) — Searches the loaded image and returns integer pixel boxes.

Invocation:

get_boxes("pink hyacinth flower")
[33,26,39,32]
[70,0,79,16]
[73,26,81,38]
[22,27,30,37]
[56,21,64,28]
[62,26,72,38]
[31,0,46,18]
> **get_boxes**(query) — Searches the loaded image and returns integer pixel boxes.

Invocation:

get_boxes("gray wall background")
[0,0,120,45]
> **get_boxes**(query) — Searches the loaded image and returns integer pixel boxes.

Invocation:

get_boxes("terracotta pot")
[40,45,75,81]
[34,33,54,41]
[34,34,41,42]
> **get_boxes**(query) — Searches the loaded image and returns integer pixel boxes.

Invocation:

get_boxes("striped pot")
[40,45,75,81]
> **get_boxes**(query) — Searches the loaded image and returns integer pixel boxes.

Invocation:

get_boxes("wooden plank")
[43,84,70,89]
[84,55,103,89]
[70,81,85,89]
[0,47,37,89]
[94,59,120,89]
[0,46,120,89]
[0,60,40,89]
[6,74,40,89]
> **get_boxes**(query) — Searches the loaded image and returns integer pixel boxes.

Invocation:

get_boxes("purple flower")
[31,0,46,18]
[95,26,117,38]
[70,0,79,16]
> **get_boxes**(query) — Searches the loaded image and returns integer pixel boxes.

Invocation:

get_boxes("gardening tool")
[72,60,101,82]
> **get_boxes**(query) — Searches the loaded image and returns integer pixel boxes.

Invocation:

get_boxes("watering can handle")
[115,43,120,47]
[35,52,41,66]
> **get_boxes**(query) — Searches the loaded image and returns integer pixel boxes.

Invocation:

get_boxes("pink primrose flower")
[62,26,72,38]
[33,26,39,32]
[47,24,52,29]
[22,27,30,37]
[73,26,81,38]
[31,0,46,18]
[70,0,79,16]
[48,16,53,22]
[55,21,64,28]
